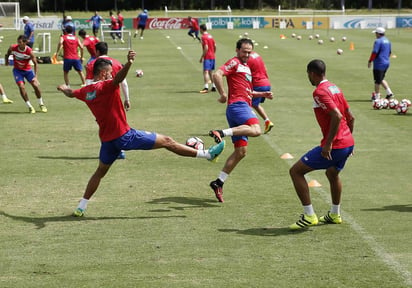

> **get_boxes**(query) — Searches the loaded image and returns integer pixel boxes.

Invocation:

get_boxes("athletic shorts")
[301,145,354,171]
[100,128,157,165]
[138,24,146,30]
[226,101,259,147]
[203,59,215,71]
[188,29,199,37]
[252,85,271,107]
[13,68,36,84]
[373,69,388,84]
[63,59,83,72]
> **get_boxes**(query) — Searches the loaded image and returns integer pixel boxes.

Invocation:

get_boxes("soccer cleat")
[199,88,208,94]
[210,179,224,202]
[72,208,85,217]
[289,214,319,230]
[39,105,47,113]
[209,130,223,144]
[319,211,342,224]
[208,140,225,162]
[385,94,393,100]
[133,33,137,38]
[211,87,216,92]
[2,98,13,104]
[120,39,125,44]
[117,151,126,159]
[264,121,274,134]
[28,106,36,114]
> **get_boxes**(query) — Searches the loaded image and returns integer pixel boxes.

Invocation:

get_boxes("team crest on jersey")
[328,85,340,94]
[86,90,97,100]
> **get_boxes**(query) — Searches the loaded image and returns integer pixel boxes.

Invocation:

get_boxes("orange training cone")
[308,180,322,187]
[349,42,355,51]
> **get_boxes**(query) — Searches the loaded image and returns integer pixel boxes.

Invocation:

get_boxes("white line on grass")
[262,135,412,287]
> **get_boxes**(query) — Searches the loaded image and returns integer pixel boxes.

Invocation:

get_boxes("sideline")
[262,134,412,287]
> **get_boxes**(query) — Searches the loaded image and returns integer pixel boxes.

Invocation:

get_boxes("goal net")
[0,2,20,30]
[100,23,132,50]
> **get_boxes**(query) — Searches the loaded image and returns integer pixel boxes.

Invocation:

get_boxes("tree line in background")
[19,0,411,13]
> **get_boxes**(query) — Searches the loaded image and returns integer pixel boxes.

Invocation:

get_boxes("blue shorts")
[252,86,271,107]
[100,128,157,165]
[203,59,215,71]
[301,145,354,171]
[188,29,199,37]
[226,101,259,145]
[63,59,83,72]
[13,69,36,84]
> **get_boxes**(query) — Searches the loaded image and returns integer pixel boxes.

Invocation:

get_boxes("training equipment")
[291,33,296,38]
[317,39,323,45]
[0,2,20,30]
[372,99,383,110]
[296,35,302,40]
[135,69,144,78]
[381,98,389,109]
[308,35,313,40]
[337,48,343,55]
[100,27,132,50]
[319,211,342,224]
[210,179,224,202]
[396,102,409,114]
[186,137,204,150]
[330,37,335,42]
[401,99,411,107]
[388,98,399,109]
[315,34,320,38]
[342,36,347,41]
[289,214,319,230]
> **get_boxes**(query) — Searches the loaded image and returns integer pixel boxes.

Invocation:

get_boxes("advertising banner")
[264,17,329,29]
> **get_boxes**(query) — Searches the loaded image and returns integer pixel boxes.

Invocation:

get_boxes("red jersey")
[83,35,99,58]
[86,55,123,81]
[10,44,32,71]
[62,34,80,59]
[248,51,271,88]
[110,15,119,30]
[201,32,216,60]
[189,18,199,31]
[219,57,253,106]
[73,80,130,142]
[313,80,354,149]
[117,14,124,28]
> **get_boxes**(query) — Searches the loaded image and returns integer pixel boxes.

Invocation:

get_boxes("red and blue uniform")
[201,32,216,71]
[247,51,271,106]
[10,44,36,84]
[61,34,83,72]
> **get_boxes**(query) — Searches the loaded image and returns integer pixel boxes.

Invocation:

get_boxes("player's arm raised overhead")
[113,50,136,86]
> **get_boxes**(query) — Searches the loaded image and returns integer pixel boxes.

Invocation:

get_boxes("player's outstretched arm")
[57,84,74,98]
[113,50,136,86]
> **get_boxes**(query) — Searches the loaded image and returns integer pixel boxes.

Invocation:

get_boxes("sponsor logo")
[148,18,184,30]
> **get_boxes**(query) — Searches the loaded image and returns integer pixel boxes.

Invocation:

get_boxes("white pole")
[37,0,41,17]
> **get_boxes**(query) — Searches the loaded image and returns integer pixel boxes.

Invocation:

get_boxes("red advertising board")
[133,17,192,30]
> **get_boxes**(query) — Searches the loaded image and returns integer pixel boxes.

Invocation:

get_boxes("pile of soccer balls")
[372,98,411,114]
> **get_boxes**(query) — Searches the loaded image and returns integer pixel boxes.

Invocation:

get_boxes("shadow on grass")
[38,156,99,160]
[218,227,307,237]
[148,196,220,211]
[361,204,412,213]
[0,210,186,230]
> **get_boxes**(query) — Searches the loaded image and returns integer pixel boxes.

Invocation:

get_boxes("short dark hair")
[93,58,112,76]
[95,42,108,55]
[78,29,86,37]
[200,24,207,31]
[307,59,326,75]
[65,25,73,34]
[17,35,28,43]
[236,38,253,50]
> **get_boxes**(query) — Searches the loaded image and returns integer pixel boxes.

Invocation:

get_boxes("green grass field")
[0,26,411,287]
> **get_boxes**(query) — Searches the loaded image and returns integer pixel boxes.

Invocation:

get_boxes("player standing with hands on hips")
[208,38,273,202]
[57,50,225,217]
[289,59,355,230]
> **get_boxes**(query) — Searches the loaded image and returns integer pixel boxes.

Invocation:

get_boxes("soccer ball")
[318,39,324,45]
[308,35,313,40]
[135,69,144,78]
[388,98,399,109]
[396,102,409,114]
[401,99,411,107]
[296,35,302,40]
[337,49,343,55]
[330,37,335,42]
[342,36,347,41]
[372,99,383,110]
[186,137,204,150]
[291,33,296,38]
[381,98,389,109]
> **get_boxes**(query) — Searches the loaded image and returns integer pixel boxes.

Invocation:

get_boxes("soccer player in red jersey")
[109,11,123,43]
[199,24,217,93]
[78,29,99,64]
[187,16,201,42]
[208,38,273,202]
[247,51,274,134]
[289,59,355,230]
[55,26,86,87]
[57,50,225,217]
[5,35,47,113]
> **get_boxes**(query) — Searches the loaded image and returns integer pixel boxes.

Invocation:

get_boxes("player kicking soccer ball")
[57,50,225,217]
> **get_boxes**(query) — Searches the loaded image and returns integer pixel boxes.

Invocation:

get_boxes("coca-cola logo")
[148,18,185,30]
